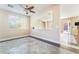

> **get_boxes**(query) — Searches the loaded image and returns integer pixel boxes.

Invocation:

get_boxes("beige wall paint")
[31,5,60,43]
[31,5,60,30]
[0,9,29,39]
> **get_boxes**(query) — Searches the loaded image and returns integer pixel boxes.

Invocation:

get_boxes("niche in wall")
[39,11,53,30]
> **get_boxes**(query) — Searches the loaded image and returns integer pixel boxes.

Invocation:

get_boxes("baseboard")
[0,34,79,53]
[0,35,29,43]
[29,35,79,53]
[0,35,60,47]
[29,35,60,47]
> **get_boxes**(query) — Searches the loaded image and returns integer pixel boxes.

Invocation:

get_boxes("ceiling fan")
[20,5,35,14]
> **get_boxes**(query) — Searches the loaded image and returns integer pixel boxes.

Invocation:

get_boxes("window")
[8,15,21,29]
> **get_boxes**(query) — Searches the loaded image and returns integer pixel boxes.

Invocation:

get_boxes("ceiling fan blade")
[28,6,34,10]
[19,4,35,14]
[30,10,35,13]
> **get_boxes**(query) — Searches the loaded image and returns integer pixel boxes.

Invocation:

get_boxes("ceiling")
[0,4,51,16]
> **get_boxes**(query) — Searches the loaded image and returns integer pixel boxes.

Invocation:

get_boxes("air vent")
[8,4,14,8]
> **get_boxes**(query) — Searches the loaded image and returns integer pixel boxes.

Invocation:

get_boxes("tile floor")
[0,37,76,54]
